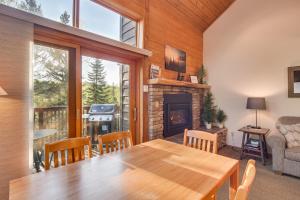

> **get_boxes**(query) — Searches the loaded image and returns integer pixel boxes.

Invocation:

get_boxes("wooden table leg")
[229,164,240,200]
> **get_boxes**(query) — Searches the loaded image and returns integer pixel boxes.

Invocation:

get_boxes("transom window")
[0,0,137,46]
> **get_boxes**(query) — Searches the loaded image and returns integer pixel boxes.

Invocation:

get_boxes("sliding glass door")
[31,37,138,171]
[81,55,133,150]
[32,43,69,172]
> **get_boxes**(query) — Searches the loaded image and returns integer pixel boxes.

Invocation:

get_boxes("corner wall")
[204,0,300,147]
[0,14,33,199]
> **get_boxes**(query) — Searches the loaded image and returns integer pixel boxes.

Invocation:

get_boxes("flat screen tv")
[165,45,186,73]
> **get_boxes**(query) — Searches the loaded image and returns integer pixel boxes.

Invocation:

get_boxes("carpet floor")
[165,134,300,200]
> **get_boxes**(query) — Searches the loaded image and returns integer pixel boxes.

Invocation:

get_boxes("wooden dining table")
[10,139,239,200]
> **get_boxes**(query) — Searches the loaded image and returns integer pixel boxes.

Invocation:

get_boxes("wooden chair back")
[183,129,218,154]
[235,159,256,200]
[98,131,133,155]
[45,136,92,170]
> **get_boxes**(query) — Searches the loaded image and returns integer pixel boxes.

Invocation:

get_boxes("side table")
[239,127,270,165]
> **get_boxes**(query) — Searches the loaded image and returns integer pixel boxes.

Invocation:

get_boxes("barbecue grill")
[87,104,116,146]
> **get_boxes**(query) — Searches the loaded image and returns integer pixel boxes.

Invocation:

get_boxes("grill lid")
[89,104,115,114]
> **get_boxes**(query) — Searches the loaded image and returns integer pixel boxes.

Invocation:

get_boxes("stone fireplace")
[148,79,207,140]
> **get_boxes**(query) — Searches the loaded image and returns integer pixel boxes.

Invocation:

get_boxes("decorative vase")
[218,123,224,129]
[205,122,212,129]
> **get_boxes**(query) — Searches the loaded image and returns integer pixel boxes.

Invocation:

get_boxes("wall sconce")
[0,86,8,96]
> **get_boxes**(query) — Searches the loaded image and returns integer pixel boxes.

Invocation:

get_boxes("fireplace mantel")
[148,78,210,89]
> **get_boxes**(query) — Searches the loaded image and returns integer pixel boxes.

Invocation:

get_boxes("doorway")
[81,54,136,151]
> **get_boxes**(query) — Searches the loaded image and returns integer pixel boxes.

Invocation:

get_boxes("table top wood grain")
[10,139,239,200]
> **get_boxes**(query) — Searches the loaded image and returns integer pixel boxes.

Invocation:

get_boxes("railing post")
[38,110,45,129]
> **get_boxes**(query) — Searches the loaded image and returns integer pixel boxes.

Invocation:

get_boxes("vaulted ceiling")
[167,0,235,31]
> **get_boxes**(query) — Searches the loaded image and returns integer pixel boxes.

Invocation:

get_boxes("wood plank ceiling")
[167,0,235,31]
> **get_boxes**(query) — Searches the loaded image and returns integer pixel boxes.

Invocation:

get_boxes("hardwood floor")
[165,133,300,200]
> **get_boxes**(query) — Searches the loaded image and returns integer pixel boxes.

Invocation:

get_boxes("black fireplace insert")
[163,93,192,137]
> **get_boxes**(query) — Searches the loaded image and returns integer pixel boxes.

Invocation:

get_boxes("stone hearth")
[148,83,205,140]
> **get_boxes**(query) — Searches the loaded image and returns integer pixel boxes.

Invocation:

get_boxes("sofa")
[268,116,300,177]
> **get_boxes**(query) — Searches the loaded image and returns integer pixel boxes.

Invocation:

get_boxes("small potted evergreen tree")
[216,109,227,128]
[202,92,216,129]
[198,65,207,84]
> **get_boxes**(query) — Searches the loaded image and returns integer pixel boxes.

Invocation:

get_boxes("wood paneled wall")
[100,0,203,79]
[145,0,203,80]
[0,14,33,199]
[98,0,205,141]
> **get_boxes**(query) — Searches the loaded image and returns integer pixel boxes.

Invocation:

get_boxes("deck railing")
[34,106,90,133]
[34,106,120,136]
[33,106,121,171]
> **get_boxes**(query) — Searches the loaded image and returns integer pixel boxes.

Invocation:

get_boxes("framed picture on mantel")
[288,66,300,98]
[190,75,198,84]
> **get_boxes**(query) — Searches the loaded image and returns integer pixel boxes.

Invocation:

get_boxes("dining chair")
[44,136,92,170]
[235,159,256,200]
[98,131,133,155]
[183,129,218,154]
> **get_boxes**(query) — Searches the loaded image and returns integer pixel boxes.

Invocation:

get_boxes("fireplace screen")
[170,110,187,125]
[163,93,192,137]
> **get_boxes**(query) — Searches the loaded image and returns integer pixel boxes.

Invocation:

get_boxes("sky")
[39,0,120,40]
[7,0,122,85]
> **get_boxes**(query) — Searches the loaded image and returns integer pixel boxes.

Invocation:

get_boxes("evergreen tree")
[198,65,207,84]
[60,10,70,25]
[110,83,118,103]
[202,92,216,123]
[19,0,42,15]
[85,59,109,105]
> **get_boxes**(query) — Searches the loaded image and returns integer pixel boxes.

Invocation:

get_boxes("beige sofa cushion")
[285,147,300,162]
[278,124,300,148]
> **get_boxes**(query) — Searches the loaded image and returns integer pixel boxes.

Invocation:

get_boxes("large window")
[0,0,73,25]
[79,0,137,46]
[1,0,137,46]
[80,0,120,41]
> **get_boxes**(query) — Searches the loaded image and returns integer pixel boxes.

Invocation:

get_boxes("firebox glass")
[170,110,188,125]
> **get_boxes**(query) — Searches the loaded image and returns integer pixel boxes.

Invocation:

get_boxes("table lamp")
[0,86,7,96]
[246,97,266,129]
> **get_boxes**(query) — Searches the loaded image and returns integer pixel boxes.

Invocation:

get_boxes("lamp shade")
[246,97,266,110]
[0,86,8,95]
